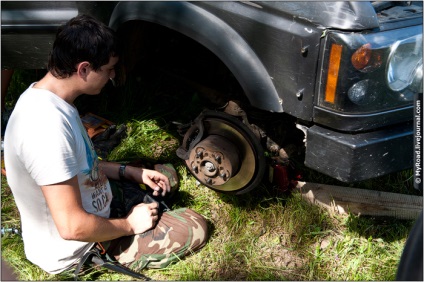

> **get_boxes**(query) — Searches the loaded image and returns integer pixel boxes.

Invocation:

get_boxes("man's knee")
[112,208,209,270]
[161,208,209,251]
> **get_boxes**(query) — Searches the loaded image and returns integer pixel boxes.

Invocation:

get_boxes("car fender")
[109,1,283,113]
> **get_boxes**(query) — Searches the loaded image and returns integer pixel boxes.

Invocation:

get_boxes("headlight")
[387,34,423,93]
[318,26,422,114]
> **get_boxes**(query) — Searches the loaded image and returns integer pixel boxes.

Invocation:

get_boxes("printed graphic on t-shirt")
[76,117,112,215]
[85,158,111,213]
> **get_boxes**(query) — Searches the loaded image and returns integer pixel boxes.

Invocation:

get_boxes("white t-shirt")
[4,84,113,274]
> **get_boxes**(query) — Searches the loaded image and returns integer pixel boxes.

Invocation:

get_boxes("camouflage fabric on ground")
[106,174,208,270]
[107,208,208,270]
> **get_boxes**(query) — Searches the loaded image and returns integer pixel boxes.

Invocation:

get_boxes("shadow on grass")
[345,214,415,243]
[215,180,292,210]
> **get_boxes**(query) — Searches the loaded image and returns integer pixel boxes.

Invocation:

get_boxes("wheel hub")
[189,135,240,186]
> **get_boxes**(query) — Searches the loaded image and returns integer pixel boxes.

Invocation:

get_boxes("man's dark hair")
[48,14,120,78]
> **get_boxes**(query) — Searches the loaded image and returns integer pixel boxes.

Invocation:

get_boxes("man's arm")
[41,175,159,242]
[99,161,170,196]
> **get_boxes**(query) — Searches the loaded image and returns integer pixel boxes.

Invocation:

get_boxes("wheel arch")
[109,1,283,113]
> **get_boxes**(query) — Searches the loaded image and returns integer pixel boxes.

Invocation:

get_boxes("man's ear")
[77,62,91,79]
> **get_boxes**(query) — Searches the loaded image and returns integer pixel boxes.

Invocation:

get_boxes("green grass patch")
[1,172,415,280]
[309,229,407,280]
[108,119,180,163]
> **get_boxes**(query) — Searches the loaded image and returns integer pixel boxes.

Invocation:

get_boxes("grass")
[1,170,415,280]
[1,69,421,280]
[108,119,180,163]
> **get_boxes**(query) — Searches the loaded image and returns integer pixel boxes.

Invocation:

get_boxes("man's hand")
[126,202,159,234]
[139,168,171,197]
[99,161,171,196]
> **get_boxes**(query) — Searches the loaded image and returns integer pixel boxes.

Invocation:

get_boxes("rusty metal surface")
[188,135,240,186]
[178,110,265,194]
[185,118,257,192]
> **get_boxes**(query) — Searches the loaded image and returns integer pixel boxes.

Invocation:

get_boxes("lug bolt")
[192,165,199,174]
[214,154,222,163]
[196,150,203,159]
[206,178,213,185]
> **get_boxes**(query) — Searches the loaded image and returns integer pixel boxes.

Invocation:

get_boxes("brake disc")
[177,110,266,194]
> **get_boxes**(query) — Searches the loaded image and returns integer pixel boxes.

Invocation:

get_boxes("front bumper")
[304,123,413,182]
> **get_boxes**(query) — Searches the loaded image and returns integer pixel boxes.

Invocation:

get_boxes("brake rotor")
[178,110,266,194]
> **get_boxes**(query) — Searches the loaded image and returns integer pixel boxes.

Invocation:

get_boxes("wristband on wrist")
[119,164,126,180]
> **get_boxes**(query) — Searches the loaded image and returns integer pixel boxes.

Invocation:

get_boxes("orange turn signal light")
[351,43,383,72]
[325,44,343,104]
[351,43,372,70]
